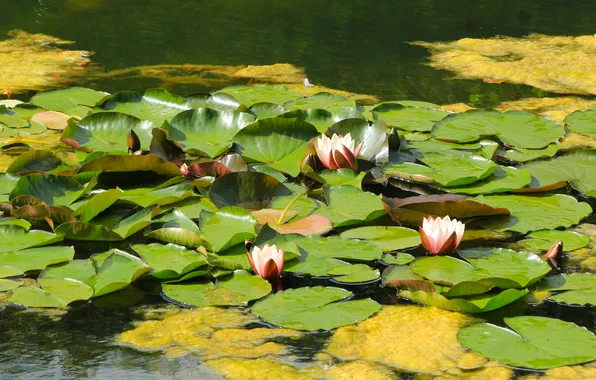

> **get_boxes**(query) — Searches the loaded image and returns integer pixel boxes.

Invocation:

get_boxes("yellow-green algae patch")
[414,34,596,95]
[117,306,302,359]
[0,30,99,93]
[325,305,512,379]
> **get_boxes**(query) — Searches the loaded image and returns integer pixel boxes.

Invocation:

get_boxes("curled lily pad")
[131,243,207,280]
[162,270,271,307]
[399,288,528,313]
[87,249,150,297]
[251,286,381,331]
[457,316,596,369]
[163,108,255,157]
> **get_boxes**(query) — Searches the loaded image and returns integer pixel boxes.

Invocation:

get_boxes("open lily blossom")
[246,243,285,281]
[315,133,364,170]
[419,216,465,255]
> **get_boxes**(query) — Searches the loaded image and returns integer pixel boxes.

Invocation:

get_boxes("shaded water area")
[1,1,596,379]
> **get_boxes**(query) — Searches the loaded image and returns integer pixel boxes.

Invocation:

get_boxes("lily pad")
[78,154,182,176]
[146,227,205,247]
[0,279,22,292]
[319,169,366,189]
[162,108,255,157]
[162,270,271,307]
[209,172,291,209]
[10,278,93,308]
[475,194,592,233]
[520,230,591,251]
[372,104,450,132]
[328,264,380,284]
[31,87,108,112]
[39,259,96,283]
[441,166,532,195]
[564,109,596,139]
[248,102,289,119]
[520,150,596,197]
[399,288,528,313]
[6,149,62,174]
[498,144,559,163]
[384,151,497,187]
[61,112,153,153]
[432,110,564,149]
[457,316,596,369]
[380,252,415,266]
[131,243,207,280]
[199,207,257,252]
[93,89,190,126]
[340,226,420,251]
[284,92,356,112]
[217,86,302,106]
[9,174,85,206]
[537,273,596,306]
[0,245,74,272]
[233,117,319,176]
[251,286,381,331]
[316,186,385,227]
[0,226,64,254]
[87,249,150,297]
[327,119,387,162]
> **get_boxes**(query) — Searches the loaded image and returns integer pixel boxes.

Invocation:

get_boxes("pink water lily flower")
[315,133,364,170]
[246,243,284,281]
[419,216,465,255]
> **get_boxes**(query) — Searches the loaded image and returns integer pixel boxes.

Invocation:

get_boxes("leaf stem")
[276,191,306,225]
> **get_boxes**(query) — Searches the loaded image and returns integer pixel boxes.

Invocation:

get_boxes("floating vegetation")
[0,82,595,377]
[414,34,596,95]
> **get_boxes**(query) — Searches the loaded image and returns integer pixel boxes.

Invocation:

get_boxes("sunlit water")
[1,0,595,378]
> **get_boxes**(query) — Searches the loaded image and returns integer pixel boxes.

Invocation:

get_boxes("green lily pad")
[61,112,153,152]
[0,266,24,278]
[328,264,380,284]
[0,245,73,273]
[441,166,532,195]
[13,277,93,308]
[9,174,85,206]
[93,89,190,126]
[280,108,364,133]
[39,259,96,283]
[284,92,356,112]
[0,173,20,194]
[0,279,23,292]
[564,109,596,139]
[122,182,194,208]
[217,86,302,106]
[31,87,108,112]
[6,149,62,174]
[384,151,497,187]
[319,169,366,189]
[475,194,592,233]
[380,252,415,266]
[185,92,241,111]
[316,186,385,227]
[248,102,289,119]
[78,154,182,176]
[0,226,64,254]
[131,243,207,280]
[498,144,559,163]
[87,249,150,297]
[372,104,450,132]
[251,286,381,331]
[209,172,291,209]
[520,230,591,251]
[162,270,271,307]
[162,108,255,157]
[457,316,596,369]
[205,245,251,271]
[537,273,596,306]
[520,150,596,197]
[340,226,420,251]
[145,227,205,247]
[75,188,124,222]
[199,206,257,252]
[432,110,564,149]
[156,208,200,234]
[399,288,528,313]
[233,117,319,176]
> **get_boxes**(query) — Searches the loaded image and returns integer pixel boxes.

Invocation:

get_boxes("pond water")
[0,0,594,105]
[1,1,596,379]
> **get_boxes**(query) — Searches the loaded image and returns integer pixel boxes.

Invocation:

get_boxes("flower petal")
[437,231,459,255]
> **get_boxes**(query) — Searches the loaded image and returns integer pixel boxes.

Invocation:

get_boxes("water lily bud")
[315,133,364,170]
[419,216,465,255]
[180,163,189,176]
[545,240,563,269]
[246,242,284,281]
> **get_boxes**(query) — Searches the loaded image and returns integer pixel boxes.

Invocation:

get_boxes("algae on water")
[414,34,596,95]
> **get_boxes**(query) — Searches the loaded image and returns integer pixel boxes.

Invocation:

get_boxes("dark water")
[1,1,596,378]
[1,0,595,105]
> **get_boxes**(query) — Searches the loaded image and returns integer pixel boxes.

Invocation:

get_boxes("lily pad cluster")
[0,85,595,371]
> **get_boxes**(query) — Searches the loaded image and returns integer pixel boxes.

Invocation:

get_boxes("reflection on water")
[1,0,595,105]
